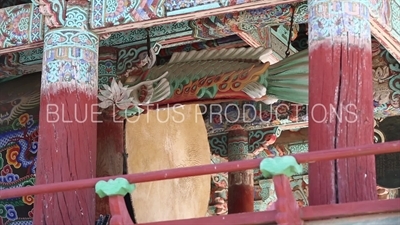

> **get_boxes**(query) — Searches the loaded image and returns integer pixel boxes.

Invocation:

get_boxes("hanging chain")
[146,28,151,57]
[285,5,296,58]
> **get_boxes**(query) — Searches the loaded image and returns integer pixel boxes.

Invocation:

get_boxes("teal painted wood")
[32,0,66,27]
[90,0,275,29]
[40,3,100,111]
[100,22,193,47]
[0,21,193,80]
[266,49,309,104]
[98,51,118,87]
[90,0,166,28]
[166,2,221,16]
[0,0,397,53]
[308,0,371,42]
[190,3,308,40]
[0,3,44,48]
[390,0,400,40]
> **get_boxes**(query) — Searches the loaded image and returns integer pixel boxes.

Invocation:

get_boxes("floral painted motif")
[0,4,44,48]
[373,66,391,84]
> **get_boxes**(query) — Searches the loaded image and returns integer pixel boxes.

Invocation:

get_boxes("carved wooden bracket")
[32,0,67,28]
[97,46,309,122]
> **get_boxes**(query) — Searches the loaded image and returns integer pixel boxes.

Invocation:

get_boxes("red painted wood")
[0,141,398,200]
[308,41,341,205]
[135,199,400,225]
[309,40,375,205]
[301,198,400,221]
[227,127,254,214]
[108,196,134,225]
[335,44,375,203]
[228,185,254,213]
[274,175,303,225]
[96,120,125,217]
[33,89,97,224]
[140,210,277,225]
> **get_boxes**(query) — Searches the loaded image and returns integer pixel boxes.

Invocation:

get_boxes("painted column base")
[227,126,254,213]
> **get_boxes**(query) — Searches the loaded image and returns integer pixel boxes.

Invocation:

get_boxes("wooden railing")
[0,141,400,224]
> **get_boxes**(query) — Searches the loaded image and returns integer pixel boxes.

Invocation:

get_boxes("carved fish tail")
[266,49,309,104]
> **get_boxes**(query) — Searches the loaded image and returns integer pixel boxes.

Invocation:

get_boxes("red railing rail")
[0,141,399,224]
[0,141,398,199]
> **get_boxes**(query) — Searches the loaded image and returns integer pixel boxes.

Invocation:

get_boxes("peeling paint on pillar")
[308,0,376,205]
[227,126,254,214]
[34,4,99,225]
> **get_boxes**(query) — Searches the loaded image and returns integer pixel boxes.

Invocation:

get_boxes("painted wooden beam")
[90,0,301,32]
[0,18,194,55]
[308,0,376,205]
[0,1,305,54]
[0,4,45,52]
[1,1,400,64]
[370,19,400,63]
[369,0,400,62]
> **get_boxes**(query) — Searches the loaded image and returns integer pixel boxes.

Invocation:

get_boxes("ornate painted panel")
[0,48,43,80]
[372,38,400,118]
[90,0,301,29]
[90,0,166,29]
[98,50,118,87]
[390,0,400,39]
[165,0,221,16]
[369,0,400,41]
[207,138,399,216]
[190,2,308,40]
[203,101,308,135]
[207,142,309,215]
[0,4,44,49]
[100,22,193,47]
[0,72,41,224]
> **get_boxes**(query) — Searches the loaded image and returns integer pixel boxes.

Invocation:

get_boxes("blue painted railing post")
[308,0,376,205]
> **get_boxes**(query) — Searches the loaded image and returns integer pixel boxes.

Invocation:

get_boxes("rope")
[285,5,296,58]
[146,28,151,58]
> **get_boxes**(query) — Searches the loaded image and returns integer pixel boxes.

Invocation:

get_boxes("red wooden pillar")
[95,49,125,217]
[308,0,376,205]
[96,120,125,217]
[33,4,99,224]
[227,125,254,213]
